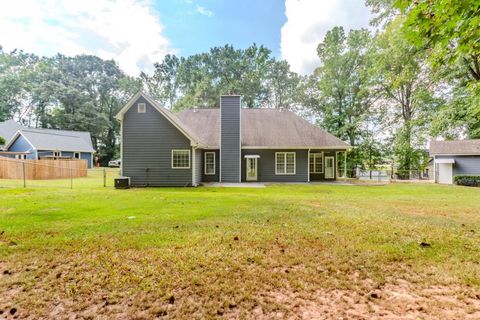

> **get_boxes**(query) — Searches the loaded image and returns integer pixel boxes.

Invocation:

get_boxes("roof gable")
[116,91,203,147]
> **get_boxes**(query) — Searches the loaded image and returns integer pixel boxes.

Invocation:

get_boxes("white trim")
[137,103,146,113]
[244,155,260,159]
[171,149,191,169]
[432,153,480,156]
[120,117,123,174]
[192,147,196,186]
[242,146,351,150]
[73,152,81,159]
[246,157,258,181]
[435,158,455,164]
[204,151,216,175]
[324,156,335,179]
[307,148,311,182]
[309,152,324,174]
[4,130,37,151]
[275,152,296,175]
[115,91,203,148]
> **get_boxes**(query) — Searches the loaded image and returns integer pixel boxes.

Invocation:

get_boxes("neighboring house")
[430,139,480,184]
[0,120,95,168]
[116,92,350,186]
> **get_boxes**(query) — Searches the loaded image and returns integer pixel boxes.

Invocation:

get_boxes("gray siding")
[220,96,241,182]
[202,150,219,182]
[241,149,308,182]
[193,148,202,186]
[436,155,480,176]
[122,96,192,186]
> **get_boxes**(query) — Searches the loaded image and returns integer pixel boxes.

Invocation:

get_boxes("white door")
[324,156,335,179]
[246,158,258,181]
[438,163,453,184]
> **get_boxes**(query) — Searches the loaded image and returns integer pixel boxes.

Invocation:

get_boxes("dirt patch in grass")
[241,279,480,320]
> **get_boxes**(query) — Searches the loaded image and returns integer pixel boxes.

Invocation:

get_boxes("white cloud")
[281,0,372,75]
[0,0,174,75]
[196,5,214,17]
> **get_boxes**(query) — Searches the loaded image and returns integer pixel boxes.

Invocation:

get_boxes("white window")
[53,151,61,157]
[309,153,323,173]
[74,152,81,159]
[15,154,26,160]
[204,152,215,175]
[275,152,296,175]
[138,103,146,113]
[171,150,190,169]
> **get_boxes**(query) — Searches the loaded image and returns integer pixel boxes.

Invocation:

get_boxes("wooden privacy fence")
[0,158,87,180]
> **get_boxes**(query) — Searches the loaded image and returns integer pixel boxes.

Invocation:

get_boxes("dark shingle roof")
[0,120,22,144]
[176,108,349,149]
[0,120,94,152]
[430,139,480,156]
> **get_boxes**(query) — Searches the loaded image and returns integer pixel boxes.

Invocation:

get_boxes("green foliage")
[306,26,373,150]
[144,44,300,110]
[0,135,5,145]
[369,18,441,170]
[396,0,480,84]
[454,175,480,187]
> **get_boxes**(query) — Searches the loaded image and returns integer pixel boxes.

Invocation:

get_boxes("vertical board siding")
[80,152,93,168]
[241,149,308,182]
[202,150,220,182]
[122,96,192,186]
[220,96,241,182]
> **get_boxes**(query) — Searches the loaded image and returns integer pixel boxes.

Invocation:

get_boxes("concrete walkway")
[202,182,266,188]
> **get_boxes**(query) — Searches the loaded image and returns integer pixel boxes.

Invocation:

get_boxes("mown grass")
[0,183,480,318]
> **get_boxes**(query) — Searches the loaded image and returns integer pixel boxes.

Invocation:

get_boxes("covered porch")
[308,149,348,181]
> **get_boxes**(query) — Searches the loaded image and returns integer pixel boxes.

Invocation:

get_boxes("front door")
[246,158,258,181]
[324,156,335,179]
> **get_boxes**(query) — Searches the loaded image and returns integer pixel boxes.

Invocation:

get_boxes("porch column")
[344,150,347,182]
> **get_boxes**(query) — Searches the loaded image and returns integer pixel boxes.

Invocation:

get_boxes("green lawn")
[1,183,480,319]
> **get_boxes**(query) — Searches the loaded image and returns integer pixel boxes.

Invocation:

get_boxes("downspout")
[120,117,124,176]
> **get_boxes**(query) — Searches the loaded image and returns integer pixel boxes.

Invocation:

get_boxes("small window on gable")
[138,103,146,113]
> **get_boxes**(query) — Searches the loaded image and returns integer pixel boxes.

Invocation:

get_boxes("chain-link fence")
[356,168,433,182]
[0,158,121,189]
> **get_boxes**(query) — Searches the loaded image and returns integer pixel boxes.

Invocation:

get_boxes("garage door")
[438,163,453,184]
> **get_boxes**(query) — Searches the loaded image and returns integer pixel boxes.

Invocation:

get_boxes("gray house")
[430,139,480,184]
[0,120,95,168]
[116,92,350,186]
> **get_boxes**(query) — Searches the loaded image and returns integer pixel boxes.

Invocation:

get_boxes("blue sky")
[154,0,286,58]
[0,0,372,75]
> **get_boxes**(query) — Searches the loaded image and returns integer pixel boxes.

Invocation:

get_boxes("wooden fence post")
[103,168,106,187]
[22,161,26,188]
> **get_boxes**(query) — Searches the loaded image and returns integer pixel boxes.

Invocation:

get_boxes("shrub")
[454,176,480,187]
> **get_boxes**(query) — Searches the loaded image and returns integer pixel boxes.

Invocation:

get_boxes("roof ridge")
[22,128,83,138]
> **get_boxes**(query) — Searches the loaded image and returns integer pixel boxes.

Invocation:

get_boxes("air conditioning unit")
[115,176,130,189]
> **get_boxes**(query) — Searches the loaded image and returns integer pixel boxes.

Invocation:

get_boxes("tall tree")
[305,27,375,172]
[370,18,441,173]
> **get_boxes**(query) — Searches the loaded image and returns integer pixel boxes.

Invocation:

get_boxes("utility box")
[114,176,130,189]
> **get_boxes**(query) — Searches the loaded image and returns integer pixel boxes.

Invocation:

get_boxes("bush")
[454,176,480,187]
